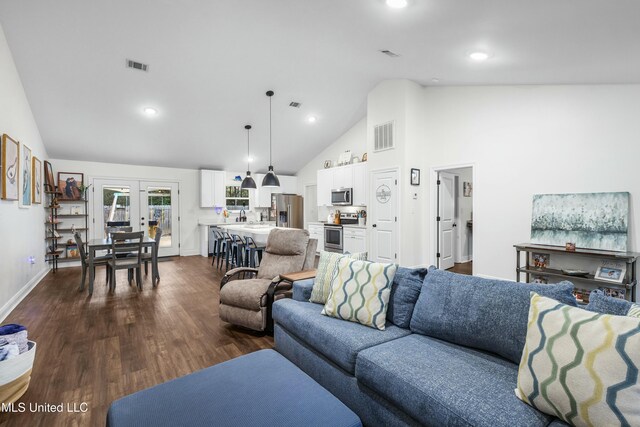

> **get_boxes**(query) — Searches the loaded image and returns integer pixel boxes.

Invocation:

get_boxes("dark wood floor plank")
[0,256,273,426]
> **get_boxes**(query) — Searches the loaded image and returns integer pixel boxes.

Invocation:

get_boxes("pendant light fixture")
[262,90,280,188]
[241,125,256,189]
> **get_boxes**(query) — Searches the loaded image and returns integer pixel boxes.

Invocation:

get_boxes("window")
[226,185,249,211]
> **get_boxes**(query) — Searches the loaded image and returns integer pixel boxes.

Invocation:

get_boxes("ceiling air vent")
[380,50,400,58]
[126,59,149,72]
[289,102,302,108]
[374,121,394,152]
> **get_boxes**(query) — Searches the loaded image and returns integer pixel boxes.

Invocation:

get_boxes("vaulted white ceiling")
[1,0,639,173]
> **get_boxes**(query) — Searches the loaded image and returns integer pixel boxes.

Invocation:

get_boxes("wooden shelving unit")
[515,243,638,302]
[45,191,89,272]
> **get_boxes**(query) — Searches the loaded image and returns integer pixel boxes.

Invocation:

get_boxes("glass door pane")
[140,181,179,257]
[92,179,140,239]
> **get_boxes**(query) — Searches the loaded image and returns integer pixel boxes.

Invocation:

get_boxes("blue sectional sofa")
[273,267,579,427]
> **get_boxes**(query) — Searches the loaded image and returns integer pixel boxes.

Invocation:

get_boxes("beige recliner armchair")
[219,228,317,333]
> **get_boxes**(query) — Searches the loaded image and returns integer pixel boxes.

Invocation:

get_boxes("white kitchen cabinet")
[316,163,368,207]
[332,166,353,190]
[307,223,324,253]
[200,170,226,208]
[317,168,333,206]
[351,162,368,206]
[343,227,367,254]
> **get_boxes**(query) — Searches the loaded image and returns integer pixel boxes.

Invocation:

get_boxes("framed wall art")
[410,168,420,186]
[21,143,32,207]
[44,160,55,192]
[58,172,83,200]
[32,156,42,204]
[1,134,20,200]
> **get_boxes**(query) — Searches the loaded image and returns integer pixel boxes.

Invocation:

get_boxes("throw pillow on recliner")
[309,251,367,303]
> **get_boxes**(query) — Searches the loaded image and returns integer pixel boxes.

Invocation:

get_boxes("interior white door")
[438,172,456,269]
[370,169,398,263]
[140,181,180,257]
[93,179,140,238]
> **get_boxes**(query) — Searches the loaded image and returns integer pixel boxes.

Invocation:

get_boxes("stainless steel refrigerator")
[273,194,304,229]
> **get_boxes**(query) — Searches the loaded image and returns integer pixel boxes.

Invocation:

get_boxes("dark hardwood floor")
[0,256,273,427]
[447,261,473,275]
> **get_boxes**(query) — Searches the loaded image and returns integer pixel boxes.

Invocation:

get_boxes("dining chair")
[107,231,144,291]
[140,228,162,287]
[106,226,134,258]
[75,232,112,291]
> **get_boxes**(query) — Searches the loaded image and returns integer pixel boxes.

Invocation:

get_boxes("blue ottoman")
[107,349,361,427]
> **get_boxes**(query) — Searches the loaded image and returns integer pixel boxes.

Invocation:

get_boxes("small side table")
[266,269,317,334]
[280,269,317,284]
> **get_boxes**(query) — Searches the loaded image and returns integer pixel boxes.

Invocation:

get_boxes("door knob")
[372,224,377,228]
[453,223,457,227]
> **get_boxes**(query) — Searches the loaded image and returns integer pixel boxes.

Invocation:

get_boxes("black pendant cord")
[269,93,273,167]
[246,125,251,172]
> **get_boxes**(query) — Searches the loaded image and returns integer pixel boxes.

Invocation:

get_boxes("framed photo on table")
[595,262,626,283]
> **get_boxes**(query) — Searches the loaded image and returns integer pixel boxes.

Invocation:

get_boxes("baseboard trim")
[0,267,50,322]
[180,249,200,257]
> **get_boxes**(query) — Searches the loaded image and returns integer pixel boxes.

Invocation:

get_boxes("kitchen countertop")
[308,221,366,229]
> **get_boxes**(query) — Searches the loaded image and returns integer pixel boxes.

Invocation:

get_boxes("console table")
[514,243,638,302]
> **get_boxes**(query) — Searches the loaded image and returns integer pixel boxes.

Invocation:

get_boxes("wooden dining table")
[84,237,157,295]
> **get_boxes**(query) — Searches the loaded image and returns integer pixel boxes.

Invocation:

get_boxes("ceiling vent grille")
[374,121,395,152]
[289,102,302,108]
[380,50,400,58]
[126,59,149,72]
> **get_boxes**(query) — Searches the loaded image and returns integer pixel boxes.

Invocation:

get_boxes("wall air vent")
[374,121,395,152]
[380,50,400,58]
[289,102,302,108]
[126,59,149,72]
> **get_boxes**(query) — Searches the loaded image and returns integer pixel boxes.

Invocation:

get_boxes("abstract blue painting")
[531,192,629,252]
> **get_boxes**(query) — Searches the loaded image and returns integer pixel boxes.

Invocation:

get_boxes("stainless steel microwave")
[331,188,352,206]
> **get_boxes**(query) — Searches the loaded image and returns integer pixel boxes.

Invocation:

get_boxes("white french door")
[92,178,180,257]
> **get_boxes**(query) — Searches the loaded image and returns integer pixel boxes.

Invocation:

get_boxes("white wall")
[366,80,426,267]
[420,84,640,281]
[0,24,50,320]
[50,159,218,256]
[296,117,367,222]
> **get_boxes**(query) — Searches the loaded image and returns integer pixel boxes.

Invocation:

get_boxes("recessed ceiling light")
[247,156,254,163]
[143,107,158,116]
[307,116,317,123]
[469,51,490,61]
[431,78,440,83]
[386,0,408,8]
